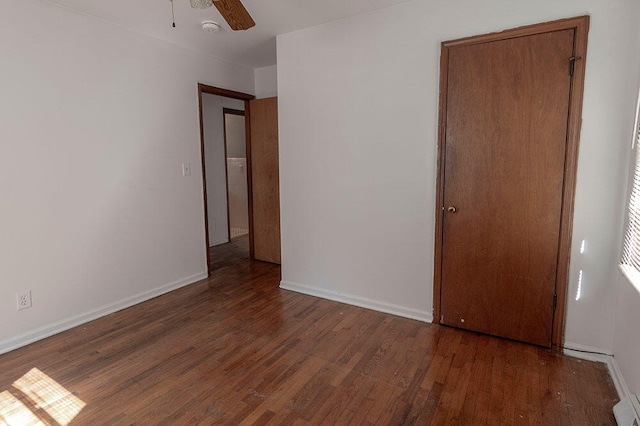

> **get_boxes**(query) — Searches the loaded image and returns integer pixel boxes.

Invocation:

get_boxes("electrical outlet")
[16,290,32,310]
[182,162,191,177]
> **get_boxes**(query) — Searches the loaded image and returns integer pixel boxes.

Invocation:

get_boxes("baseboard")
[209,237,229,247]
[279,280,433,323]
[563,342,612,362]
[608,356,633,402]
[0,271,208,355]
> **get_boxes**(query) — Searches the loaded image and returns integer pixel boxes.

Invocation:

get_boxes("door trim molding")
[432,16,590,348]
[197,84,255,276]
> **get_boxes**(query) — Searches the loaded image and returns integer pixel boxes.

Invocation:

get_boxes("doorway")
[198,85,281,275]
[198,85,253,275]
[433,17,590,347]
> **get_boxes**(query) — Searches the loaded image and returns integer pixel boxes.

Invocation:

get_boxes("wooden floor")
[0,237,618,425]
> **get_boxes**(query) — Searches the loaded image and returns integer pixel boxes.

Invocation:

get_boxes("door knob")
[447,206,457,213]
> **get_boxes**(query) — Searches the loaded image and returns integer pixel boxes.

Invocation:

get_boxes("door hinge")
[569,56,582,77]
[553,293,558,310]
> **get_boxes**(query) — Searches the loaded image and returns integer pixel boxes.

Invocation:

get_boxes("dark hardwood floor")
[0,237,618,424]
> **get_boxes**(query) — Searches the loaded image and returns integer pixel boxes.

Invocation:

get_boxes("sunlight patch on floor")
[0,390,44,425]
[0,368,85,426]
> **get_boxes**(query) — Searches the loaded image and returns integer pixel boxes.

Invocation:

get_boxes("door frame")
[432,16,590,348]
[197,84,255,276]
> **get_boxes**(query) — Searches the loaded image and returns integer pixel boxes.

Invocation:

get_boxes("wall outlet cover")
[16,290,32,310]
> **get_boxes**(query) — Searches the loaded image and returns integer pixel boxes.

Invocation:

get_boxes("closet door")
[438,28,577,347]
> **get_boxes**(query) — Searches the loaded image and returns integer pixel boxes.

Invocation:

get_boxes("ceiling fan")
[188,0,255,31]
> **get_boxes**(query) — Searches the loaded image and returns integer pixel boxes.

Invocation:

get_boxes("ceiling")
[41,0,415,69]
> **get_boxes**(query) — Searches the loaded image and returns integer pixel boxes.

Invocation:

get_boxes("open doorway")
[198,84,281,276]
[198,84,254,275]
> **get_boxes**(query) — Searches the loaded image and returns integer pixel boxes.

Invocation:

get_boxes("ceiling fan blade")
[213,0,255,31]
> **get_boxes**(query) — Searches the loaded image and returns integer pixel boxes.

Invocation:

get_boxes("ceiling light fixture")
[201,20,221,33]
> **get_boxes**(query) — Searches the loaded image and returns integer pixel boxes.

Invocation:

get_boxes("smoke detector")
[201,20,221,33]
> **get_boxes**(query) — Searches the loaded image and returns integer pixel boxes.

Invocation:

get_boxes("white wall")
[0,0,253,352]
[225,113,247,158]
[277,0,640,353]
[254,65,278,99]
[227,158,249,230]
[611,0,640,397]
[202,95,245,246]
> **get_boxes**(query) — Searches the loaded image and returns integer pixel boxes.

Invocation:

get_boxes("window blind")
[622,122,640,274]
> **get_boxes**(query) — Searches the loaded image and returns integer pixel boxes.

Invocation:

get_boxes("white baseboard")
[563,342,612,363]
[563,342,614,357]
[608,356,633,402]
[279,280,433,323]
[0,271,208,355]
[209,237,229,247]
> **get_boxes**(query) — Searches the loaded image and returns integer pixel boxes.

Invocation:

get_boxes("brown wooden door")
[249,97,281,264]
[439,29,575,347]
